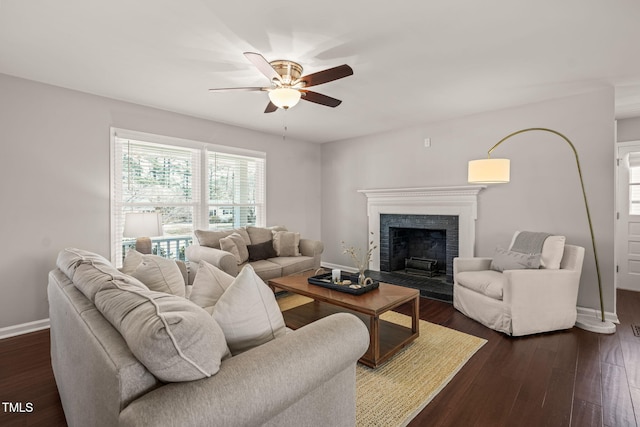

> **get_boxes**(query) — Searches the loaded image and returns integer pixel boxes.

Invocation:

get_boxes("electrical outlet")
[424,138,431,148]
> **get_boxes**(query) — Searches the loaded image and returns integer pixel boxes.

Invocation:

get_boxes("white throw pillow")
[125,250,185,297]
[212,264,286,355]
[121,249,144,275]
[272,231,300,257]
[189,260,235,312]
[540,235,566,269]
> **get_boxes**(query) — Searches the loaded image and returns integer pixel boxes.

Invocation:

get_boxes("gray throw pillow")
[125,250,186,297]
[219,232,249,264]
[272,230,300,257]
[95,285,230,382]
[490,247,541,272]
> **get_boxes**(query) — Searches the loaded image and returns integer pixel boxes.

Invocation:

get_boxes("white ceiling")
[1,0,640,143]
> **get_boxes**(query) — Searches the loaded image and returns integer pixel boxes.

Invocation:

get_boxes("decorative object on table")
[332,268,341,284]
[341,232,378,286]
[467,127,615,334]
[307,271,379,295]
[123,212,163,255]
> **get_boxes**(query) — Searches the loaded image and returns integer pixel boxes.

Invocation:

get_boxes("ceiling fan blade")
[264,102,278,113]
[300,90,342,108]
[208,87,266,92]
[296,64,353,88]
[244,52,281,82]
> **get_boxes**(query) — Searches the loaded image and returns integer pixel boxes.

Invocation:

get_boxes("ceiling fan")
[209,52,353,113]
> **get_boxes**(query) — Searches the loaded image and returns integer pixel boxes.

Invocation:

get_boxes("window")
[111,129,266,265]
[630,152,640,216]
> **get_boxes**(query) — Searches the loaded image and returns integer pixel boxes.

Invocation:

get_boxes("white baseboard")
[0,319,50,340]
[576,306,619,324]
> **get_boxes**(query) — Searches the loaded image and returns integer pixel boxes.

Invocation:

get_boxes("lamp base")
[135,237,153,255]
[575,313,616,334]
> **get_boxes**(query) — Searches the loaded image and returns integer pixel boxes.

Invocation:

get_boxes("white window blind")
[111,129,266,265]
[206,151,265,229]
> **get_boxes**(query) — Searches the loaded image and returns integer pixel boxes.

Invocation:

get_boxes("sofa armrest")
[299,238,324,257]
[502,268,582,335]
[185,244,239,276]
[453,257,493,277]
[502,269,581,308]
[119,313,369,427]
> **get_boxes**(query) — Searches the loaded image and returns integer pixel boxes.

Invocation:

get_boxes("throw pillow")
[189,260,235,312]
[212,264,286,355]
[121,248,144,275]
[218,235,240,262]
[68,253,148,303]
[219,232,249,264]
[509,231,566,270]
[272,230,300,257]
[490,247,541,272]
[56,247,117,280]
[233,227,252,246]
[95,286,230,382]
[540,235,566,269]
[247,240,278,262]
[125,250,186,297]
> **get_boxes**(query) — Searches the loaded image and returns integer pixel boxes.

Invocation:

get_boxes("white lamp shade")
[123,212,163,238]
[468,158,511,184]
[268,88,301,109]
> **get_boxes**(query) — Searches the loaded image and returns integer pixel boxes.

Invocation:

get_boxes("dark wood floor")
[1,290,638,426]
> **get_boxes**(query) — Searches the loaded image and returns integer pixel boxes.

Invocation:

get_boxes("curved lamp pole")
[468,127,615,334]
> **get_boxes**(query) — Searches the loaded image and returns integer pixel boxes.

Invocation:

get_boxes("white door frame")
[615,140,640,291]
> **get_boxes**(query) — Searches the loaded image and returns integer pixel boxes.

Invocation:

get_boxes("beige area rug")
[277,294,487,427]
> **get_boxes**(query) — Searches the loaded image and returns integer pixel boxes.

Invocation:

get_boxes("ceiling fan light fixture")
[269,87,301,109]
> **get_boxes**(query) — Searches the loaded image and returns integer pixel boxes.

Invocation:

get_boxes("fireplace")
[358,186,485,300]
[380,214,458,283]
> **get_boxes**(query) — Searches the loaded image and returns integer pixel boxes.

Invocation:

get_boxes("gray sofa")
[48,248,368,427]
[185,226,324,282]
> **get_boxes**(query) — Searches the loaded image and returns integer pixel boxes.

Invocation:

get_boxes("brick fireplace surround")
[358,186,486,277]
[380,213,459,283]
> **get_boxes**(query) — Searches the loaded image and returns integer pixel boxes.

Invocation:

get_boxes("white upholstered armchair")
[453,234,585,336]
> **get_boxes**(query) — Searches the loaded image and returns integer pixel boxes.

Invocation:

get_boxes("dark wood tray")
[307,272,379,295]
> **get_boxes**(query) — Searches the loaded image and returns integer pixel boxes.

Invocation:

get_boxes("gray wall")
[617,117,640,142]
[0,73,321,329]
[321,88,616,314]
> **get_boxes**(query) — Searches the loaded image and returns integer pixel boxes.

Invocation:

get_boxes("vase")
[358,270,366,286]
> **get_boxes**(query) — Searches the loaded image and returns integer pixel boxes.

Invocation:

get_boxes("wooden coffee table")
[269,274,420,368]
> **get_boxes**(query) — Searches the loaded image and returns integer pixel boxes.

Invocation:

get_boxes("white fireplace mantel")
[357,186,486,270]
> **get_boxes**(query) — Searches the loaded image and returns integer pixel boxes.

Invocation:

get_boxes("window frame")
[110,127,266,264]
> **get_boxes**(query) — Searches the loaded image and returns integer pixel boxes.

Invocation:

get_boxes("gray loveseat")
[185,226,323,281]
[48,248,368,427]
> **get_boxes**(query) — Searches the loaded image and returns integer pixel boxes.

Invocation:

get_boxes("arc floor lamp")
[468,127,616,334]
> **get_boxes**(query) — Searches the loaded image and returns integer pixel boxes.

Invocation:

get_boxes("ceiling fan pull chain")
[282,109,288,141]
